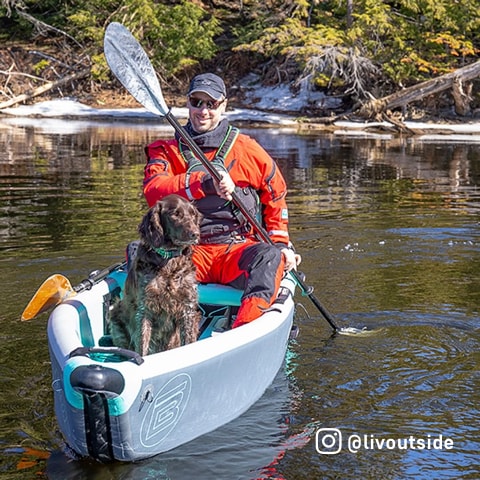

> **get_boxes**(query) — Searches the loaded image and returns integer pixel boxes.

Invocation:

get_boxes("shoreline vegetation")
[0,0,479,137]
[1,53,480,137]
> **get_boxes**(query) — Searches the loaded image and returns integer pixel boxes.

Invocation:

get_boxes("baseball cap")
[187,73,227,101]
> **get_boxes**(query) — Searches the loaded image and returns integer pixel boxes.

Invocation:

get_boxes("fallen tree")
[357,60,480,118]
[0,67,90,110]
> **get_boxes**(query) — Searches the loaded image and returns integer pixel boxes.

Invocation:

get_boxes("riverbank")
[1,88,480,138]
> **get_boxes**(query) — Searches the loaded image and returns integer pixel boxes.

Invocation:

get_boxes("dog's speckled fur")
[110,195,201,355]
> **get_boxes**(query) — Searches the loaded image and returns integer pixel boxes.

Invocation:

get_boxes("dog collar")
[152,246,183,259]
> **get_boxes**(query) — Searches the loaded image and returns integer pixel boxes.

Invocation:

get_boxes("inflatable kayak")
[45,262,297,462]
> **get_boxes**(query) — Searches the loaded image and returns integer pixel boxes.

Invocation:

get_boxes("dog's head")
[139,194,201,252]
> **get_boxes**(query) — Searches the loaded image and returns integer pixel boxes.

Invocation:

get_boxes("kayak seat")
[198,283,242,306]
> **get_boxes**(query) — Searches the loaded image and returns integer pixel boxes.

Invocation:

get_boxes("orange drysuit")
[143,121,290,326]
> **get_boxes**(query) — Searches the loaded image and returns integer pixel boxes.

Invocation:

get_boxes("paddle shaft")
[165,112,339,332]
[74,261,127,294]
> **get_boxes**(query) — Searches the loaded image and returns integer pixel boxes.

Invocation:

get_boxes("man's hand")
[214,171,235,201]
[281,247,301,271]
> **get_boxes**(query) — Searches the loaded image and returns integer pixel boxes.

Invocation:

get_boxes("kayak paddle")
[104,22,366,335]
[21,261,126,321]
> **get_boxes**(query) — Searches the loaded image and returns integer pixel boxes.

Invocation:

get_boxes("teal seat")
[198,283,243,306]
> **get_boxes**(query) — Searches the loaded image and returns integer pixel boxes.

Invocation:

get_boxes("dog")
[110,194,201,356]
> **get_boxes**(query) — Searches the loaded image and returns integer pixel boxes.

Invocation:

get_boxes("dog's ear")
[139,202,164,248]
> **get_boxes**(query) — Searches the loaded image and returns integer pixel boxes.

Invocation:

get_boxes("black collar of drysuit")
[176,119,230,150]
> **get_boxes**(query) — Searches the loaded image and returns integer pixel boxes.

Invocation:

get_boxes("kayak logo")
[140,373,192,447]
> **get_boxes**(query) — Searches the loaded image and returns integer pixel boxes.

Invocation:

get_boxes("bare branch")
[28,51,72,69]
[0,67,90,109]
[1,0,26,17]
[15,10,84,49]
[292,45,381,99]
[0,69,47,82]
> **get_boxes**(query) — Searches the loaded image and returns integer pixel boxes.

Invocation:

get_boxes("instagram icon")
[316,428,342,454]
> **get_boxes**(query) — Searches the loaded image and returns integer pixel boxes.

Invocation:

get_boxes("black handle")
[73,261,127,294]
[69,346,144,365]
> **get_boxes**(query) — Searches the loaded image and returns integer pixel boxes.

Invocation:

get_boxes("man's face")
[187,93,227,133]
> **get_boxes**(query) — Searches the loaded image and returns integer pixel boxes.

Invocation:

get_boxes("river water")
[0,116,479,479]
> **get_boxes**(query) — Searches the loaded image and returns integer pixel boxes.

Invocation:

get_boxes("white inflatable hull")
[47,266,296,461]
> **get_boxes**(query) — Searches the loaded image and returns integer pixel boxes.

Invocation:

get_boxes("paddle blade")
[337,326,379,336]
[21,274,75,321]
[104,22,169,116]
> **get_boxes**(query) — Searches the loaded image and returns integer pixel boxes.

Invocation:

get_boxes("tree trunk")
[0,68,90,110]
[346,0,353,29]
[357,60,480,118]
[451,78,473,116]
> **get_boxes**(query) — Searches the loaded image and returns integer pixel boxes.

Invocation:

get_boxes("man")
[143,73,299,328]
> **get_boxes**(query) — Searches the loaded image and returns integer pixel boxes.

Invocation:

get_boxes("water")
[0,116,479,479]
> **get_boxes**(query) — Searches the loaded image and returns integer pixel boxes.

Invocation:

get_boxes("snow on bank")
[1,93,480,141]
[239,76,343,113]
[0,97,298,125]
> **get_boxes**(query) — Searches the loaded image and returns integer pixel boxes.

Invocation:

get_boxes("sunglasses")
[188,97,225,110]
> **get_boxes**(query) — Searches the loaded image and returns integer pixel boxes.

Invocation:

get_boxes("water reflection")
[0,118,478,479]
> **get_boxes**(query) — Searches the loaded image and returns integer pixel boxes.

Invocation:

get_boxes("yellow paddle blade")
[21,274,76,321]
